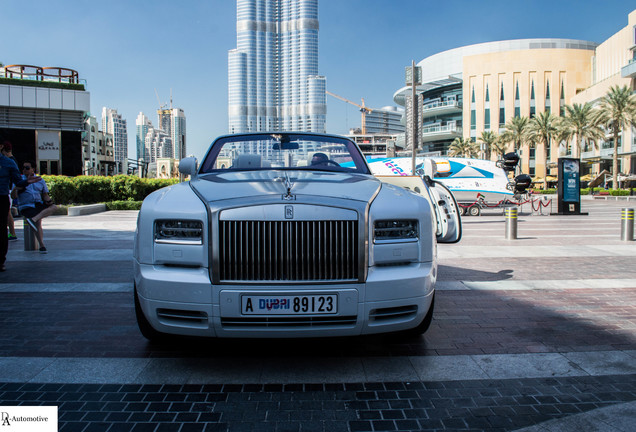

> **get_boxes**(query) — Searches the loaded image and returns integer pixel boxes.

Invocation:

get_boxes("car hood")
[191,170,382,203]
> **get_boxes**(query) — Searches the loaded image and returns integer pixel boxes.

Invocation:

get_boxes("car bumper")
[134,260,436,338]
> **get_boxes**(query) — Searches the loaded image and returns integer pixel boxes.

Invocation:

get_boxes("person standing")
[0,142,41,271]
[13,161,57,254]
[1,141,19,241]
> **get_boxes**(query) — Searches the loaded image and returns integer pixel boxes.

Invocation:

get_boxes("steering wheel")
[320,160,340,167]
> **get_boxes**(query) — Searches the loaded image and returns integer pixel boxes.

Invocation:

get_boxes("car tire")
[134,284,169,343]
[397,294,435,337]
[468,205,481,216]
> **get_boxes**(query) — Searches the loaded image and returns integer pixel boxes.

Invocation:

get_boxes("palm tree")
[527,111,559,189]
[597,85,636,189]
[560,103,604,159]
[478,131,500,161]
[448,137,478,158]
[501,116,530,153]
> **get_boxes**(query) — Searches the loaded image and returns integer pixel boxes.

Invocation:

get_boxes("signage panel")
[37,130,61,160]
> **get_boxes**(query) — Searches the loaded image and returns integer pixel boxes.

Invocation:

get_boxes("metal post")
[621,208,634,241]
[505,207,518,240]
[411,60,418,176]
[23,219,39,251]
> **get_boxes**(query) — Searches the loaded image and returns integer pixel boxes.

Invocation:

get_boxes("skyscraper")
[157,107,187,161]
[102,107,128,174]
[136,112,152,162]
[228,0,327,134]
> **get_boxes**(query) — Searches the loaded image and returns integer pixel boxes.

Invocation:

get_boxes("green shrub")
[41,175,179,205]
[42,175,77,204]
[74,176,113,203]
[532,189,556,194]
[609,189,630,196]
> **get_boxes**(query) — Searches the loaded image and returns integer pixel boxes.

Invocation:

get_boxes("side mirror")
[179,157,198,177]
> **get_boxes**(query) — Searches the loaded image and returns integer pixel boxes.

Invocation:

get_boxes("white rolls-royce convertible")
[133,133,461,340]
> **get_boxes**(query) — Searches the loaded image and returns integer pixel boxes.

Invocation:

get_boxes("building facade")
[394,39,598,176]
[82,116,115,176]
[228,0,327,134]
[0,65,87,175]
[394,9,636,180]
[136,112,152,163]
[170,108,186,160]
[364,106,405,135]
[572,9,636,177]
[102,107,128,174]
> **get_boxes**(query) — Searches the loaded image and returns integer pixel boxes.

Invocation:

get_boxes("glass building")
[102,107,128,174]
[228,0,327,134]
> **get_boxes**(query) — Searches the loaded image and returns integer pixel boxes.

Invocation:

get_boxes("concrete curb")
[67,203,107,216]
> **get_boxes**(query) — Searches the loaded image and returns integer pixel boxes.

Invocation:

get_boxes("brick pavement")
[1,288,636,358]
[2,375,636,432]
[0,201,635,431]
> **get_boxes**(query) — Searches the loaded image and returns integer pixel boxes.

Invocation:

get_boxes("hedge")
[41,175,179,205]
[0,77,85,91]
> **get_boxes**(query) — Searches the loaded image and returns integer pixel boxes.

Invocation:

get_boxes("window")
[499,83,505,127]
[514,82,520,118]
[470,86,476,130]
[484,84,490,130]
[529,81,536,118]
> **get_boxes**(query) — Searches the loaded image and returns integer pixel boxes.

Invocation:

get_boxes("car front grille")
[218,220,359,282]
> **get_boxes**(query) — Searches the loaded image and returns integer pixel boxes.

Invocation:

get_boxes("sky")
[1,0,635,160]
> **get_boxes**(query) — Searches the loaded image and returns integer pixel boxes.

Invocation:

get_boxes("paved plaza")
[1,198,635,431]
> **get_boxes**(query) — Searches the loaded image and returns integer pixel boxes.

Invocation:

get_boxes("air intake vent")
[157,309,208,326]
[369,305,418,322]
[219,220,359,282]
[221,315,357,328]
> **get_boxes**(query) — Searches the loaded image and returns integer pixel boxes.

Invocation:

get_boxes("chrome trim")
[155,239,203,245]
[205,195,376,285]
[218,220,359,282]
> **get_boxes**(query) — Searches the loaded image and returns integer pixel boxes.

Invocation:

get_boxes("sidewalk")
[1,203,635,432]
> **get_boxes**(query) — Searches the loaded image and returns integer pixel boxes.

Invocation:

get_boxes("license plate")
[241,295,338,315]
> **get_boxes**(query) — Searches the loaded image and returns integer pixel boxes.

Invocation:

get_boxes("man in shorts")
[13,161,57,254]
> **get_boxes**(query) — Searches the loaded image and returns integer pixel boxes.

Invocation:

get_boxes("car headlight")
[374,220,418,242]
[155,220,203,245]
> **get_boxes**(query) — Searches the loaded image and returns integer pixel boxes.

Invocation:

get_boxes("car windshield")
[199,133,370,174]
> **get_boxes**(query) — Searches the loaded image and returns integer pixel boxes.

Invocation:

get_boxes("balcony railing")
[421,123,462,143]
[622,58,636,78]
[421,100,462,119]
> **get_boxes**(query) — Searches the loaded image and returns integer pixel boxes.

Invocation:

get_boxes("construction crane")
[326,90,373,134]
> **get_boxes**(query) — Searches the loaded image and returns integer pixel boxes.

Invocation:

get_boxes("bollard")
[621,208,634,241]
[505,207,518,240]
[23,219,39,251]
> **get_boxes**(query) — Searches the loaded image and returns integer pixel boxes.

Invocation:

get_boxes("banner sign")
[562,159,580,203]
[37,130,61,160]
